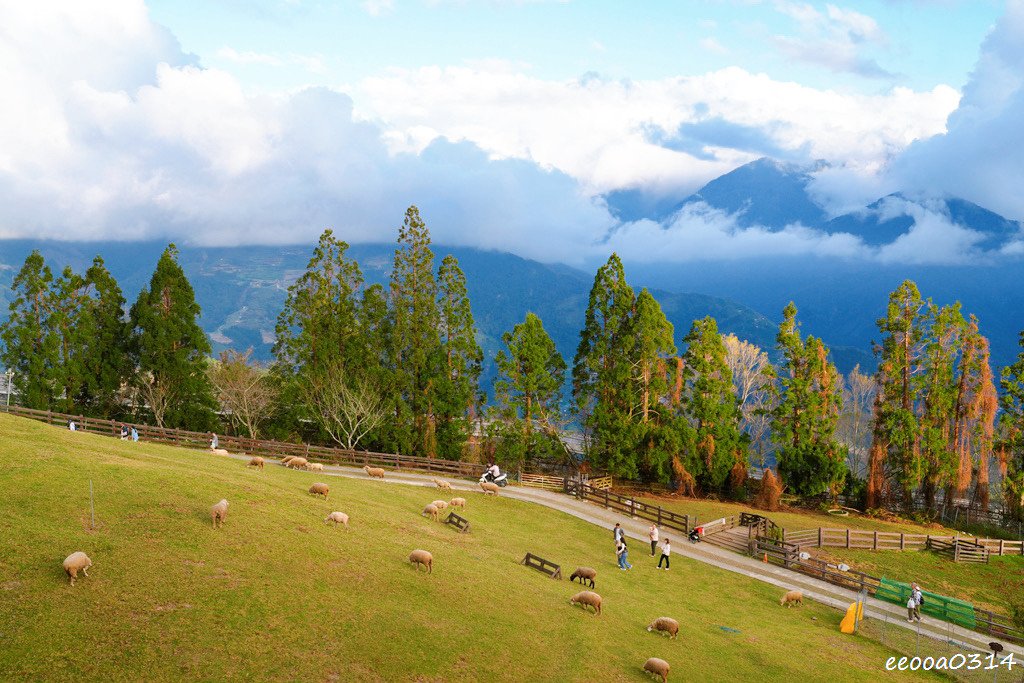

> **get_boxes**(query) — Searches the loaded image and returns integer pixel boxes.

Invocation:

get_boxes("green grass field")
[0,413,947,682]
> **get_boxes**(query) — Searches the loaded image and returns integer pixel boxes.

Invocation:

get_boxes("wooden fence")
[520,473,566,491]
[565,481,692,535]
[779,526,1023,557]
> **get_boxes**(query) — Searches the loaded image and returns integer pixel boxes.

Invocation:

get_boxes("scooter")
[480,470,509,487]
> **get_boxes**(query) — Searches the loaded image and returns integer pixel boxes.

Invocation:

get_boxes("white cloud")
[217,47,326,74]
[362,0,394,16]
[772,1,894,77]
[699,37,730,55]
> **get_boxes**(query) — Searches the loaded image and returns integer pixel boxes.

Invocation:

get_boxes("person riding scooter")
[480,462,509,487]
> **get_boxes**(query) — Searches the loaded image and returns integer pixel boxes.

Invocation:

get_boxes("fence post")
[846,528,851,549]
[604,489,609,509]
[630,498,635,518]
[873,531,878,550]
[900,533,905,551]
[657,507,663,527]
[818,527,822,547]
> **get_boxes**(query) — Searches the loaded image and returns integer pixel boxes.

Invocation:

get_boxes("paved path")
[232,452,1023,657]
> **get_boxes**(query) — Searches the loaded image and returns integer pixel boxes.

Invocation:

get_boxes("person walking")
[910,583,923,622]
[613,522,624,546]
[616,539,632,570]
[657,538,671,570]
[210,433,218,450]
[906,593,917,623]
[130,426,139,442]
[649,524,659,556]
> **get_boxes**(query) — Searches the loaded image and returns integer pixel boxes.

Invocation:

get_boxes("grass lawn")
[0,413,949,682]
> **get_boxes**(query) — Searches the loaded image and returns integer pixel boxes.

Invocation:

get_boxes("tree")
[129,244,217,429]
[723,334,774,471]
[49,265,89,414]
[0,251,58,409]
[572,254,638,478]
[434,255,483,460]
[208,348,279,439]
[679,316,746,492]
[999,330,1024,522]
[629,289,678,483]
[770,302,846,498]
[389,206,442,457]
[301,358,390,450]
[77,257,130,417]
[837,364,876,478]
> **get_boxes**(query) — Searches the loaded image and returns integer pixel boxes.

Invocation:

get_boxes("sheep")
[286,457,309,469]
[211,499,229,528]
[422,503,439,521]
[432,478,452,490]
[212,448,230,456]
[430,500,449,511]
[62,552,93,586]
[480,481,500,495]
[324,511,349,527]
[281,456,296,466]
[569,567,596,588]
[569,590,602,616]
[363,465,386,479]
[643,657,670,683]
[449,497,467,509]
[247,456,265,470]
[780,590,803,607]
[307,462,324,472]
[646,617,679,639]
[409,549,433,574]
[309,483,330,499]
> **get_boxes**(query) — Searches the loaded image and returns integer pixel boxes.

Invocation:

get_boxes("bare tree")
[302,362,389,450]
[837,364,876,478]
[135,370,172,428]
[208,348,278,439]
[723,334,775,469]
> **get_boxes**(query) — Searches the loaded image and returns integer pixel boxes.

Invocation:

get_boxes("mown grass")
[0,413,947,682]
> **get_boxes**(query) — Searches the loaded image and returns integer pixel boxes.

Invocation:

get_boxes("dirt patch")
[2,580,21,591]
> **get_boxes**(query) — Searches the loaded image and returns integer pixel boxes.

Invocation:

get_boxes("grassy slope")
[0,413,942,682]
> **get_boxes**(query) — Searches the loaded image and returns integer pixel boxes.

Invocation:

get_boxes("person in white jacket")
[648,524,659,556]
[657,538,671,570]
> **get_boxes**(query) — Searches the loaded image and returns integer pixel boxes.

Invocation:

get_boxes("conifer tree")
[129,245,217,429]
[50,266,89,413]
[630,289,678,482]
[998,331,1024,521]
[0,251,58,409]
[77,257,130,417]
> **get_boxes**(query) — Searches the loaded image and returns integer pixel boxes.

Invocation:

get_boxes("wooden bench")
[520,552,562,579]
[445,511,471,533]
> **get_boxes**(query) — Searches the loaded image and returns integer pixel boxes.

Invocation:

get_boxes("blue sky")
[2,1,1023,265]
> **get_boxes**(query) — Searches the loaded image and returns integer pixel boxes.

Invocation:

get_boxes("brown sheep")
[432,478,452,490]
[324,511,349,527]
[646,617,679,639]
[363,465,386,479]
[306,462,324,472]
[643,657,670,683]
[448,497,467,509]
[286,457,308,469]
[247,456,264,470]
[780,590,803,607]
[569,567,596,588]
[281,456,296,466]
[422,503,439,521]
[430,500,449,511]
[480,481,500,495]
[569,590,602,615]
[211,499,229,528]
[309,483,330,499]
[63,552,93,586]
[409,549,433,573]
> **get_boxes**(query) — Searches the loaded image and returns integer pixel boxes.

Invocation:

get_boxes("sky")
[1,0,1022,265]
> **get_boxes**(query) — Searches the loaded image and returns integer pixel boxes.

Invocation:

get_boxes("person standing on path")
[910,583,923,622]
[657,538,671,570]
[613,522,624,546]
[649,524,659,556]
[616,538,632,570]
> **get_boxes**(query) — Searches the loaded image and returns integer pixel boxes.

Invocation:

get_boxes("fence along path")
[782,526,1023,557]
[2,404,483,478]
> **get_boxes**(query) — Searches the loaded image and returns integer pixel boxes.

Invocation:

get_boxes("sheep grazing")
[211,448,230,456]
[432,478,452,490]
[211,499,229,529]
[247,456,265,470]
[480,481,500,495]
[307,462,324,472]
[324,511,349,527]
[62,552,93,586]
[569,567,596,588]
[422,503,439,521]
[780,590,803,608]
[448,497,467,509]
[309,483,330,499]
[409,549,433,573]
[646,617,679,639]
[569,590,602,616]
[286,457,309,469]
[281,456,296,466]
[643,657,670,683]
[363,465,386,479]
[430,500,449,511]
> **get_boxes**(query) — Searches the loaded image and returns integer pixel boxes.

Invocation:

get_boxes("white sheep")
[211,499,229,528]
[307,462,324,472]
[643,657,670,683]
[324,511,349,527]
[247,456,264,470]
[62,552,93,586]
[409,549,433,573]
[432,478,452,490]
[480,481,500,495]
[422,503,439,521]
[448,497,467,509]
[780,590,803,607]
[309,482,330,499]
[363,465,386,479]
[430,500,449,511]
[569,590,602,616]
[646,617,679,639]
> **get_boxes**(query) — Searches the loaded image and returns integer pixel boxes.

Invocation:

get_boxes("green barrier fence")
[876,577,977,629]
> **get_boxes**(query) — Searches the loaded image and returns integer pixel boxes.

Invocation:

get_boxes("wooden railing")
[565,481,691,534]
[520,472,566,491]
[775,525,1023,556]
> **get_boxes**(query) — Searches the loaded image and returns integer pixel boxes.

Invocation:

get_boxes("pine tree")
[434,255,483,460]
[998,331,1024,522]
[917,303,963,511]
[629,289,678,483]
[679,316,746,491]
[129,245,217,429]
[0,251,58,409]
[50,266,89,413]
[77,257,130,418]
[572,254,638,478]
[389,206,442,457]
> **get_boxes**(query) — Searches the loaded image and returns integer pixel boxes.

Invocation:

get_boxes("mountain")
[0,240,784,391]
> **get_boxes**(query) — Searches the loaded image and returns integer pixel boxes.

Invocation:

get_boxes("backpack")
[918,594,925,606]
